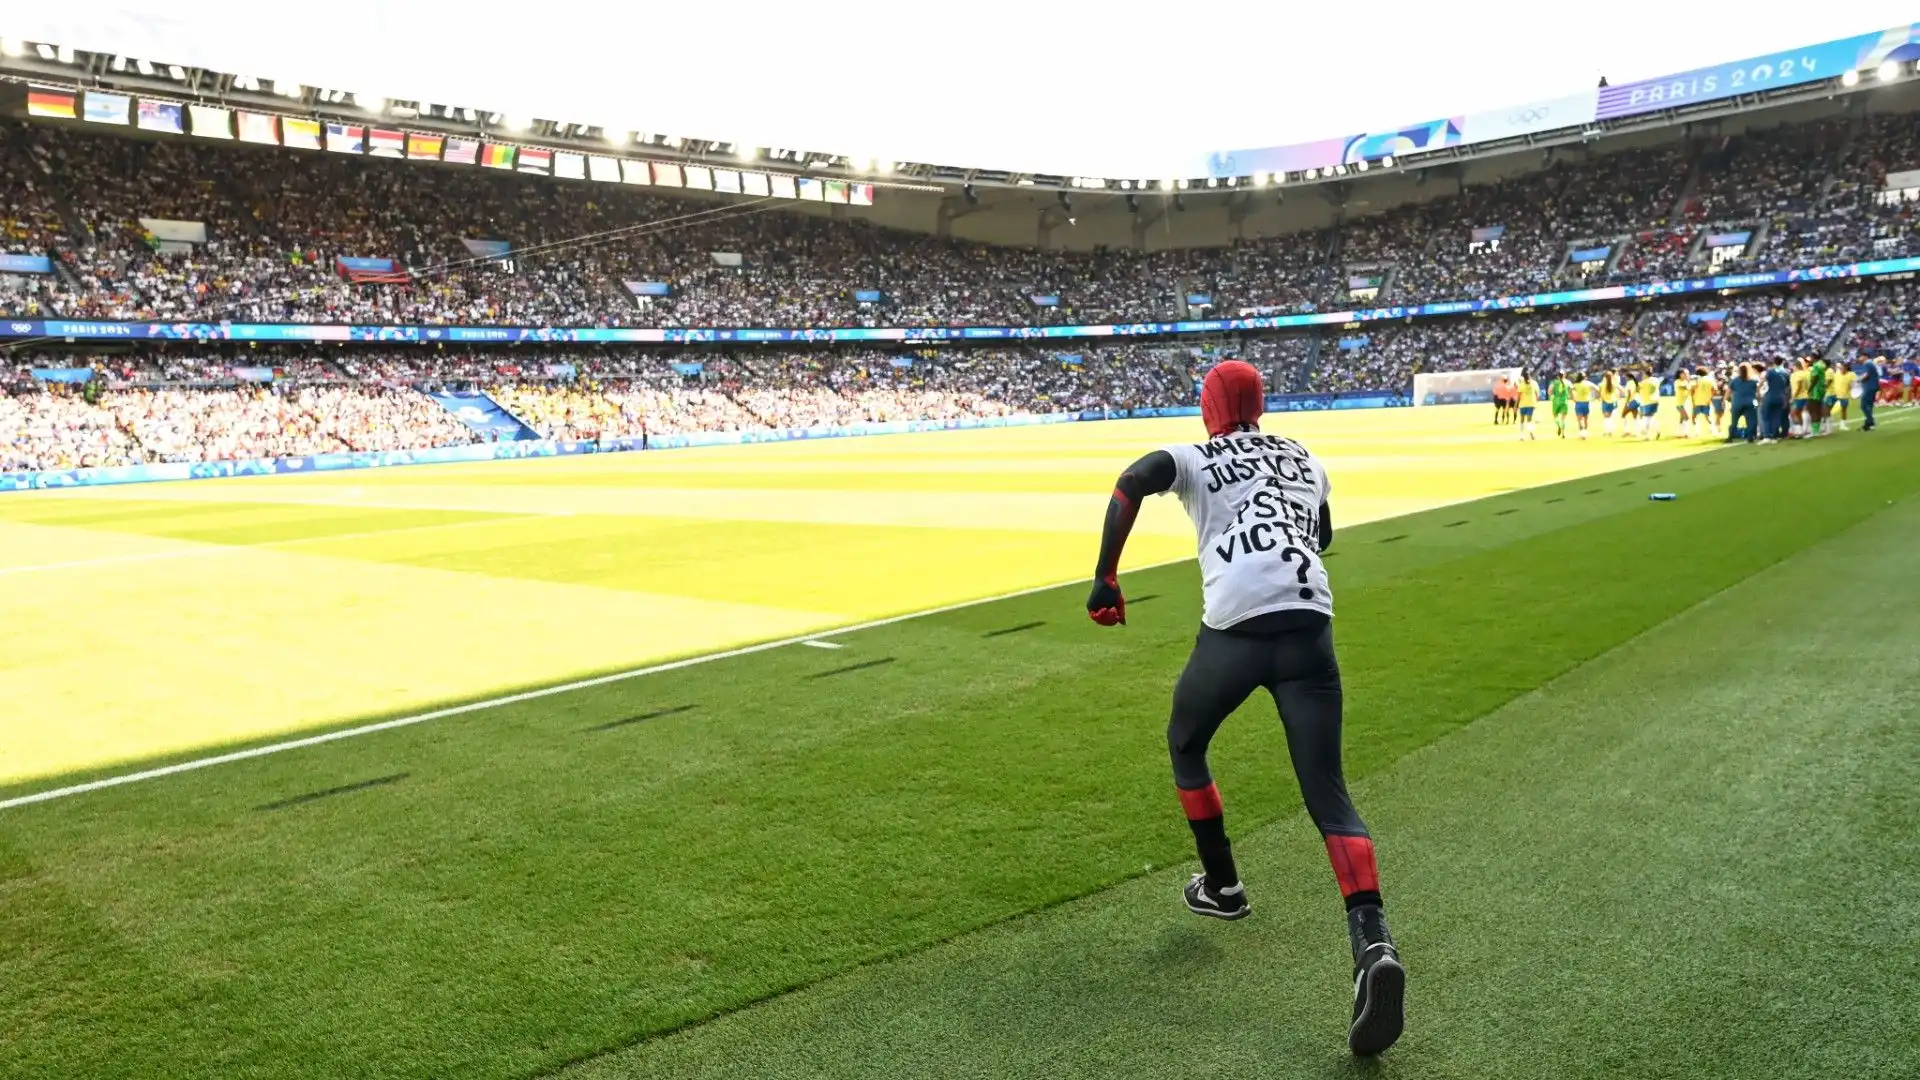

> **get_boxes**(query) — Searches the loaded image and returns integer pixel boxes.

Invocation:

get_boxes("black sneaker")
[1182,873,1249,920]
[1348,941,1406,1056]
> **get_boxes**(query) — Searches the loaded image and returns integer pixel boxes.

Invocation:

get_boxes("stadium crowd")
[2,104,1920,332]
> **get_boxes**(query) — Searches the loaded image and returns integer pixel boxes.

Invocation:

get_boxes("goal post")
[1412,367,1522,406]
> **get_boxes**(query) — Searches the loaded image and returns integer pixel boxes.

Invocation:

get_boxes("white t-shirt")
[1164,429,1334,629]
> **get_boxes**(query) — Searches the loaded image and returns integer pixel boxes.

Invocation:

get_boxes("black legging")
[1166,615,1368,837]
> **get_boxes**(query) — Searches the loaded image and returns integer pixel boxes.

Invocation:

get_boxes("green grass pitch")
[2,418,1917,1079]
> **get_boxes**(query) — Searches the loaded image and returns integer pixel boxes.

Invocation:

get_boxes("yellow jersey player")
[1637,371,1662,439]
[1790,359,1813,438]
[1619,369,1642,436]
[1673,371,1693,437]
[1690,366,1718,439]
[1570,371,1595,439]
[1597,371,1620,436]
[1829,364,1853,431]
[1516,370,1541,440]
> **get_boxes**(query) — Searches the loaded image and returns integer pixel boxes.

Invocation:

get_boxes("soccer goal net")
[1412,367,1523,406]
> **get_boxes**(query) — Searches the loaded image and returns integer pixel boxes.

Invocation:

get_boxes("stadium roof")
[7,3,1919,178]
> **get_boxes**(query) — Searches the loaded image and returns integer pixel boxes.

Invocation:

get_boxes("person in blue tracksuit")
[1727,363,1760,443]
[1855,356,1882,431]
[1760,356,1791,441]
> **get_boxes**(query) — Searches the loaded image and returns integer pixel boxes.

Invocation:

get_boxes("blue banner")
[1704,231,1753,248]
[1186,293,1213,306]
[1471,226,1506,242]
[1031,295,1060,307]
[625,281,672,297]
[1337,336,1370,350]
[671,362,704,375]
[336,256,397,273]
[1687,309,1730,324]
[889,356,913,367]
[1570,246,1610,263]
[231,366,276,382]
[426,391,538,441]
[0,253,54,274]
[1552,320,1589,333]
[1594,30,1910,120]
[29,367,93,383]
[853,289,884,303]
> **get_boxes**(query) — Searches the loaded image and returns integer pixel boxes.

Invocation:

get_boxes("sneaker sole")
[1183,899,1250,920]
[1348,955,1405,1057]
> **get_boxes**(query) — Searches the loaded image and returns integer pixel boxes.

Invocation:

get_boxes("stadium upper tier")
[1,98,1919,331]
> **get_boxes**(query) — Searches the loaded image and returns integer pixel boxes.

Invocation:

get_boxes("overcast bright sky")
[9,3,1916,176]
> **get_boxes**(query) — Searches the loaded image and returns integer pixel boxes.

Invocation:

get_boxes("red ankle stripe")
[1176,782,1223,821]
[1325,833,1380,896]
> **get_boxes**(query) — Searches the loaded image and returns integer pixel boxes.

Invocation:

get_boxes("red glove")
[1087,575,1126,626]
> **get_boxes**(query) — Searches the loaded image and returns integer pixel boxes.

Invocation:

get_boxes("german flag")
[27,87,76,119]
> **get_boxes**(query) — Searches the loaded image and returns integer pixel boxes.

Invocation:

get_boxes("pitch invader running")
[1085,361,1405,1057]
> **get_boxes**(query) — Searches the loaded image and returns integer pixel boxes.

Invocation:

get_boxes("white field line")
[0,513,551,578]
[0,558,1187,812]
[800,640,844,649]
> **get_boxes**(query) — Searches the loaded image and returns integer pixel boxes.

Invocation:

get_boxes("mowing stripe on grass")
[807,658,896,679]
[983,621,1046,638]
[586,706,697,733]
[256,773,408,812]
[0,556,1194,813]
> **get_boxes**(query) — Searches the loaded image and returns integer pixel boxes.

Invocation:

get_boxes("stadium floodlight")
[1177,178,1190,189]
[606,128,630,146]
[275,78,303,98]
[1357,159,1370,172]
[737,143,758,161]
[1206,178,1219,188]
[55,44,75,64]
[1119,179,1133,190]
[1253,171,1269,187]
[1877,60,1901,82]
[501,115,530,132]
[1382,155,1395,167]
[1306,167,1320,179]
[34,43,54,60]
[167,64,186,80]
[665,135,684,149]
[358,93,386,114]
[109,55,127,71]
[1160,179,1174,190]
[1842,69,1861,87]
[0,38,23,57]
[875,159,894,175]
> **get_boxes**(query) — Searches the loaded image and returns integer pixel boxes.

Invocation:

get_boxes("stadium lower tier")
[4,281,1916,476]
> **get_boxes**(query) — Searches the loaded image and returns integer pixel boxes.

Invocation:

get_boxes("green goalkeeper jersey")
[1809,360,1828,399]
[1549,379,1570,408]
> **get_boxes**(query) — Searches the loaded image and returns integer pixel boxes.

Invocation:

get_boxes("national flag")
[443,138,478,165]
[481,143,516,169]
[368,128,405,157]
[189,104,232,139]
[518,147,552,174]
[850,182,874,206]
[236,111,278,145]
[83,91,130,125]
[27,87,76,119]
[282,118,322,150]
[553,151,585,179]
[406,133,445,160]
[822,180,848,204]
[136,100,184,135]
[325,123,365,154]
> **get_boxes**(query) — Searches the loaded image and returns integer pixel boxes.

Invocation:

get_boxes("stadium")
[2,7,1918,1078]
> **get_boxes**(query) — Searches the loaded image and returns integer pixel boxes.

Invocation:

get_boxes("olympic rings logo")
[1509,107,1551,124]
